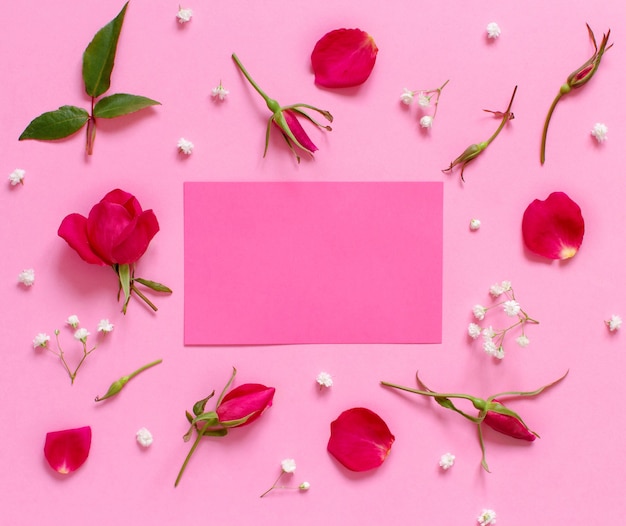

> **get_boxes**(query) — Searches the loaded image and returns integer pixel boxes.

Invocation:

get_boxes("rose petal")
[282,110,318,153]
[58,213,107,266]
[216,384,275,427]
[483,400,536,441]
[44,426,92,474]
[86,201,134,265]
[327,407,394,472]
[101,188,143,216]
[110,209,160,264]
[522,191,584,259]
[311,28,378,88]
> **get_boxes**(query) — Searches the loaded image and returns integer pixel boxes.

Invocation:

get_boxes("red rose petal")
[58,213,107,266]
[483,400,536,441]
[44,426,92,475]
[216,384,275,427]
[522,191,584,259]
[327,407,394,472]
[311,28,378,88]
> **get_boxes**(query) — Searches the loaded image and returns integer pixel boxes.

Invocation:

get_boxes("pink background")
[1,0,625,524]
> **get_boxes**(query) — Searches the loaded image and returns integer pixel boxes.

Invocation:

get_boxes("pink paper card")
[184,182,443,344]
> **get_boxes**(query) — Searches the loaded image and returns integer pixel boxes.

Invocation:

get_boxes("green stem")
[259,472,285,498]
[175,425,206,487]
[540,91,564,165]
[232,53,276,109]
[71,344,97,385]
[380,381,481,405]
[485,85,517,147]
[127,358,163,381]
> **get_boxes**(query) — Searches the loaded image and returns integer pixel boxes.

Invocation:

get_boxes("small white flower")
[591,122,608,143]
[33,333,50,348]
[468,323,482,339]
[299,481,310,491]
[316,371,333,388]
[493,346,505,360]
[483,340,498,357]
[66,315,80,328]
[17,268,35,286]
[489,283,504,297]
[486,22,501,39]
[74,328,90,343]
[469,218,481,231]
[500,280,512,292]
[176,6,193,23]
[482,326,495,339]
[97,319,115,333]
[417,92,431,107]
[439,452,455,470]
[503,300,521,317]
[606,314,622,332]
[400,88,415,105]
[419,115,433,128]
[477,508,497,526]
[472,304,487,321]
[516,334,530,347]
[281,458,297,473]
[211,82,229,101]
[136,427,153,447]
[9,169,25,186]
[177,137,194,155]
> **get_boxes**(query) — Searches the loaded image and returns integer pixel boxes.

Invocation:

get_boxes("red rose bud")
[58,189,171,313]
[216,383,276,427]
[483,399,537,441]
[540,25,612,164]
[311,28,378,88]
[44,426,92,475]
[327,407,394,472]
[232,53,333,163]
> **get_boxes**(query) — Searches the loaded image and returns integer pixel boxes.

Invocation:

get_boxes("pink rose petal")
[327,407,394,472]
[311,28,378,88]
[44,426,92,474]
[522,191,584,259]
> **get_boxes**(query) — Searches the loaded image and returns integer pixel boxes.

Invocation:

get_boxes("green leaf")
[19,106,89,141]
[93,93,161,119]
[82,2,129,98]
[118,263,131,314]
[133,277,172,293]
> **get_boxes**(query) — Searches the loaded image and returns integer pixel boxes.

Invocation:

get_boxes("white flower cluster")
[477,508,497,525]
[399,80,449,130]
[316,371,333,388]
[486,22,501,39]
[260,459,310,497]
[606,314,622,332]
[18,268,35,286]
[9,168,25,186]
[211,82,229,101]
[176,6,193,24]
[591,122,608,143]
[136,427,154,448]
[468,281,537,359]
[177,137,194,155]
[439,452,455,470]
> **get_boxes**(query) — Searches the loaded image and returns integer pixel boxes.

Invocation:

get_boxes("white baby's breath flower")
[281,458,297,473]
[516,334,530,347]
[591,122,608,143]
[9,169,25,186]
[316,371,333,388]
[400,88,415,105]
[489,283,504,297]
[482,326,495,339]
[33,333,50,348]
[606,314,622,332]
[66,315,80,328]
[486,22,501,39]
[18,268,35,286]
[500,280,512,292]
[211,82,229,101]
[468,323,482,339]
[503,300,521,317]
[493,346,505,360]
[136,427,153,447]
[483,340,498,357]
[176,6,193,23]
[417,92,431,107]
[477,508,497,526]
[97,319,114,333]
[74,328,90,343]
[469,218,481,231]
[419,115,433,128]
[177,137,194,155]
[472,305,487,321]
[439,452,455,470]
[298,481,310,491]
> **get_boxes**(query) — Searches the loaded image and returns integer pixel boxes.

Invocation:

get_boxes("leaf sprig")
[19,2,160,155]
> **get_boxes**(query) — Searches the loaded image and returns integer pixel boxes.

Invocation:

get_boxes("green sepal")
[95,376,129,402]
[118,263,131,313]
[134,277,173,293]
[82,2,128,98]
[193,391,215,416]
[202,428,228,438]
[220,411,258,428]
[19,106,89,141]
[185,410,194,424]
[93,93,161,119]
[191,412,219,427]
[216,367,237,407]
[477,424,491,472]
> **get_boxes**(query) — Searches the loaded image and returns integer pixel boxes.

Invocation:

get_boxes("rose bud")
[216,383,276,428]
[483,399,537,441]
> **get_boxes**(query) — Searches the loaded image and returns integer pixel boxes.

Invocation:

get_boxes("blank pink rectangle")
[184,182,443,344]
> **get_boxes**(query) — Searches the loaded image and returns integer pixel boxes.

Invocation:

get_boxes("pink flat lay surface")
[2,0,626,525]
[184,182,443,344]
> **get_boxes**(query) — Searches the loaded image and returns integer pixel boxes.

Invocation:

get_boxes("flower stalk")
[95,358,162,402]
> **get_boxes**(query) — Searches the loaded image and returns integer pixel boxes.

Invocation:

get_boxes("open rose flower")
[522,192,584,260]
[58,189,171,313]
[381,371,567,471]
[44,426,92,474]
[232,53,333,163]
[175,368,275,487]
[311,28,378,88]
[327,407,395,472]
